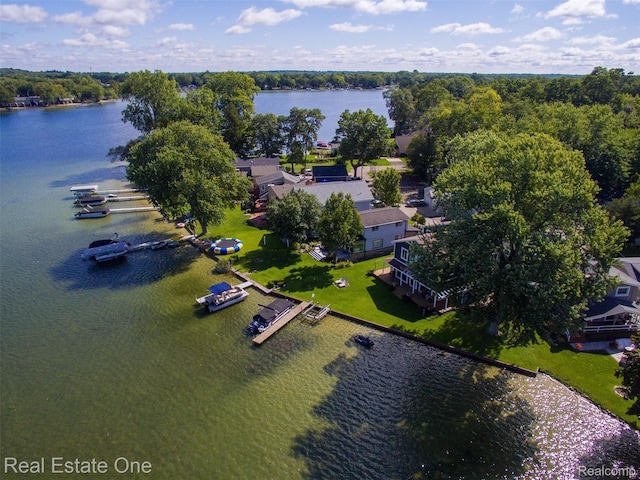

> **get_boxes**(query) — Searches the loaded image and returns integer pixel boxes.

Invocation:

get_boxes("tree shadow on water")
[292,334,538,479]
[575,428,640,478]
[50,165,129,189]
[50,231,202,290]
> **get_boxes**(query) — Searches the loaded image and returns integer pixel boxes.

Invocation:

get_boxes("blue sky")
[1,0,639,74]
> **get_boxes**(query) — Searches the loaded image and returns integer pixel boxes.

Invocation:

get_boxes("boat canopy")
[207,282,232,294]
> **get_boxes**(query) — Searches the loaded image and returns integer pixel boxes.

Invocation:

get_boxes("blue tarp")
[207,282,231,294]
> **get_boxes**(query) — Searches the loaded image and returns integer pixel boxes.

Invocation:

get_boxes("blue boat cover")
[207,282,231,294]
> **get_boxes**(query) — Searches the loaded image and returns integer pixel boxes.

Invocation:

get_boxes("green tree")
[202,71,259,156]
[182,87,223,133]
[126,121,251,235]
[371,167,402,207]
[250,113,285,158]
[405,129,440,183]
[409,131,628,342]
[283,107,325,170]
[384,87,415,136]
[606,178,640,242]
[317,192,363,253]
[267,189,322,245]
[616,332,640,415]
[335,108,389,178]
[120,70,184,134]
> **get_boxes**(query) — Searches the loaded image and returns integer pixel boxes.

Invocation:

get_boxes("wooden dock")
[252,301,309,346]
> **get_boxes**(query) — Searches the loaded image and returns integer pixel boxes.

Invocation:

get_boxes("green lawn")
[204,206,638,428]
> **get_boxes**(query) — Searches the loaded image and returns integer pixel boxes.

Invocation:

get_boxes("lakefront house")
[580,257,640,339]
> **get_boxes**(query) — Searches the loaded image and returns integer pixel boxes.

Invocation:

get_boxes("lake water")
[1,93,639,479]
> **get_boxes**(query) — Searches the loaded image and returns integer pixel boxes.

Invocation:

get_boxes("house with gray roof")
[293,180,374,211]
[581,257,640,339]
[254,170,301,198]
[352,207,409,258]
[235,157,281,174]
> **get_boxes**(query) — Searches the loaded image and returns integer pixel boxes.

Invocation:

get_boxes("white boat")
[75,206,110,219]
[247,298,295,334]
[81,241,128,261]
[196,282,249,313]
[70,184,99,196]
[75,195,108,207]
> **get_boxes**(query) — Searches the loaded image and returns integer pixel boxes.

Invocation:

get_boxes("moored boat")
[353,335,374,348]
[70,184,99,196]
[81,241,128,261]
[247,298,295,335]
[74,194,108,207]
[196,282,249,313]
[89,233,120,248]
[149,240,168,250]
[75,207,111,219]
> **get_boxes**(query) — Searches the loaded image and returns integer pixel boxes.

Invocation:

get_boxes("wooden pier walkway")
[252,301,309,346]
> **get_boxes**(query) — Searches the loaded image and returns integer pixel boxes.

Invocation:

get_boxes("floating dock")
[301,302,330,322]
[252,301,309,346]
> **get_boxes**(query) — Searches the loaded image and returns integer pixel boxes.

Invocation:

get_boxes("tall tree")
[371,167,402,207]
[405,129,440,183]
[267,189,322,245]
[120,70,184,134]
[616,332,640,415]
[126,121,251,235]
[335,108,390,178]
[250,113,285,158]
[283,107,325,171]
[317,192,363,253]
[202,71,259,156]
[384,87,416,136]
[409,131,628,342]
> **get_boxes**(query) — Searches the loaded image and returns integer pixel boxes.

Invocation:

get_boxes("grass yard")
[204,206,639,428]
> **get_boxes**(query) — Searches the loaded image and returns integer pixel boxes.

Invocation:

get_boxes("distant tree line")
[387,66,640,201]
[0,68,119,105]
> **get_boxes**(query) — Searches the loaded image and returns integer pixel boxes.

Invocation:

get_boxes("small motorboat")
[150,240,168,250]
[75,207,111,219]
[353,335,374,348]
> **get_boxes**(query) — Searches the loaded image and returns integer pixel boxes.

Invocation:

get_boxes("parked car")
[406,199,425,207]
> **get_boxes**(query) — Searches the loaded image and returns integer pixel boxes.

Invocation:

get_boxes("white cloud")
[545,0,605,19]
[168,23,195,31]
[488,45,511,56]
[53,0,160,27]
[568,34,615,45]
[430,22,506,35]
[62,32,128,49]
[618,38,640,49]
[238,7,302,26]
[511,4,524,14]
[282,0,427,15]
[515,27,564,42]
[226,7,302,34]
[225,25,251,35]
[329,22,393,32]
[330,22,373,33]
[101,25,130,37]
[0,3,48,23]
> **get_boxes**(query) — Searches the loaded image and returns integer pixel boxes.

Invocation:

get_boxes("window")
[615,286,631,297]
[395,221,403,227]
[400,247,409,262]
[372,239,383,249]
[372,226,379,231]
